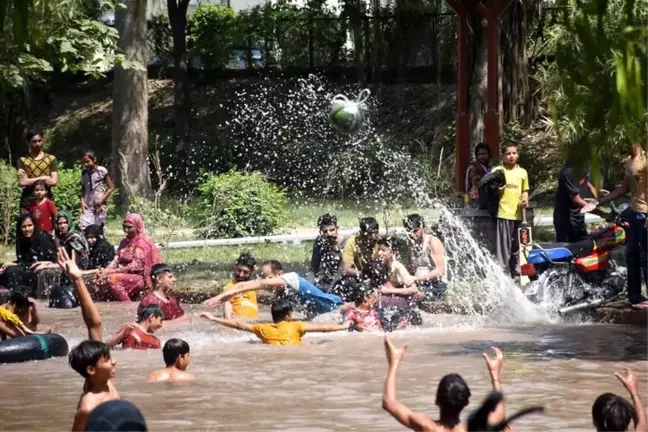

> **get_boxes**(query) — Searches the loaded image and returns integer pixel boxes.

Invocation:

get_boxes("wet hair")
[271,298,293,323]
[6,291,31,314]
[377,236,394,250]
[25,130,42,142]
[84,224,105,239]
[33,179,47,190]
[592,393,636,431]
[502,142,519,154]
[362,259,389,288]
[83,150,97,160]
[404,214,425,230]
[262,259,283,273]
[436,374,471,416]
[163,338,190,367]
[359,217,379,233]
[69,340,111,378]
[347,279,376,306]
[236,252,256,270]
[317,213,338,229]
[474,142,491,158]
[136,305,164,323]
[151,263,173,281]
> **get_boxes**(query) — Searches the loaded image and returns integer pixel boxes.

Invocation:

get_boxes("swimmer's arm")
[304,322,351,333]
[0,320,24,338]
[71,401,92,432]
[223,301,234,320]
[200,313,255,333]
[105,326,133,349]
[28,299,41,327]
[632,391,647,432]
[204,279,271,307]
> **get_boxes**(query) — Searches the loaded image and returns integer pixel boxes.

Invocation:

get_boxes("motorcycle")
[521,202,629,315]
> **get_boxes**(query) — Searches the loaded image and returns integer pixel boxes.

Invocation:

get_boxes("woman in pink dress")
[95,213,161,302]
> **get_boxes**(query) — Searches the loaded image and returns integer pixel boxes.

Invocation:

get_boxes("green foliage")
[189,4,239,69]
[538,0,647,187]
[0,160,20,244]
[129,196,185,232]
[54,165,82,221]
[194,170,288,238]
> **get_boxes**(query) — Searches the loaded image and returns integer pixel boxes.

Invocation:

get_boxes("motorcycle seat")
[528,238,595,264]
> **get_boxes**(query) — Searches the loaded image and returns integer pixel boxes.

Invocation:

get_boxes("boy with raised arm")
[200,298,350,346]
[148,338,195,383]
[56,248,119,431]
[592,368,646,432]
[382,336,506,432]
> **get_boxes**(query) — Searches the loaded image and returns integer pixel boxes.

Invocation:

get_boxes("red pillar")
[447,0,478,193]
[477,0,513,162]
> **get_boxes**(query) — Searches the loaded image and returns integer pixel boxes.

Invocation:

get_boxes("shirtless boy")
[57,248,119,431]
[148,338,195,383]
[382,336,506,431]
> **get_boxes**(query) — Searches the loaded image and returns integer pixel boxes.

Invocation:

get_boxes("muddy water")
[0,302,646,431]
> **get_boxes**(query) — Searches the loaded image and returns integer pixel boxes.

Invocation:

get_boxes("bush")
[193,170,288,238]
[53,165,82,221]
[0,161,20,244]
[129,196,185,232]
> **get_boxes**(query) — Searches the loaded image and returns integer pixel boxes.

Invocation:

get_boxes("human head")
[404,214,425,242]
[151,263,175,292]
[25,130,43,153]
[359,217,379,245]
[436,374,471,418]
[502,143,519,166]
[592,393,636,431]
[84,225,104,248]
[362,259,389,288]
[17,214,36,239]
[377,237,396,264]
[162,338,190,370]
[82,150,98,170]
[234,252,256,283]
[270,298,293,323]
[69,340,116,381]
[33,180,47,200]
[348,279,378,308]
[123,213,145,239]
[4,291,31,315]
[84,400,148,432]
[474,142,491,165]
[317,213,339,243]
[136,305,164,332]
[261,260,283,279]
[55,211,73,236]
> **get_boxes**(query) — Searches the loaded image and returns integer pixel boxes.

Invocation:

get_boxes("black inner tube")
[0,333,69,364]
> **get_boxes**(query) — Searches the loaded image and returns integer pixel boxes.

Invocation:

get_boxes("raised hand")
[57,247,82,280]
[615,368,639,395]
[483,346,504,382]
[384,336,408,368]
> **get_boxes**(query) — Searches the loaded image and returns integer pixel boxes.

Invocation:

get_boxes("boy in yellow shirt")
[222,252,259,319]
[200,299,351,346]
[491,143,529,279]
[0,292,42,339]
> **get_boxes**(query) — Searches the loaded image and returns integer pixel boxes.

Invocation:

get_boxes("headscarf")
[84,224,116,269]
[119,213,161,287]
[15,214,56,265]
[55,211,90,269]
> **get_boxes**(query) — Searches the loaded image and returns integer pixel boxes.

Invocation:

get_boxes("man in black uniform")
[553,162,596,243]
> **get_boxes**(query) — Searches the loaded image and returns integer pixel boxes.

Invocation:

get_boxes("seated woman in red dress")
[95,213,161,302]
[137,263,189,324]
[106,304,164,350]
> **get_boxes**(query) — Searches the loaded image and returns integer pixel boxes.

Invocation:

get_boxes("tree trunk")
[349,0,365,85]
[167,0,192,190]
[112,0,151,213]
[468,15,487,148]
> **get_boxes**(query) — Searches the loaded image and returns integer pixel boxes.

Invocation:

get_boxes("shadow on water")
[430,324,647,362]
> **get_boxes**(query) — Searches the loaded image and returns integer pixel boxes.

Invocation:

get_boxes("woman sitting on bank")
[84,225,115,270]
[95,213,161,302]
[54,211,90,269]
[0,215,57,297]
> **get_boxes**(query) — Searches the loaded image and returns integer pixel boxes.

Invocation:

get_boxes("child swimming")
[200,298,351,346]
[343,279,383,332]
[106,305,164,350]
[148,338,195,383]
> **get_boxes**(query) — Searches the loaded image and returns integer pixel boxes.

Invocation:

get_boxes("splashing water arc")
[223,74,549,325]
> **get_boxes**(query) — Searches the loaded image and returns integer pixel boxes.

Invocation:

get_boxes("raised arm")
[199,312,255,333]
[615,368,647,432]
[483,347,506,426]
[58,248,103,341]
[304,322,351,333]
[382,336,436,432]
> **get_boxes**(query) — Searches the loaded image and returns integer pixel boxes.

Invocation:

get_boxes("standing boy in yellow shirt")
[200,299,350,346]
[491,143,529,280]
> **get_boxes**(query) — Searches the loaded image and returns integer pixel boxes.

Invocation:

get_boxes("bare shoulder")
[176,370,195,382]
[408,412,439,432]
[428,236,444,251]
[147,369,167,382]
